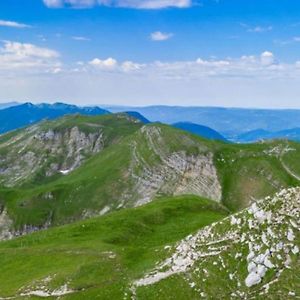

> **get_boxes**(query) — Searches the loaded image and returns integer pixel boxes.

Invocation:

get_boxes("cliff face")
[0,126,104,187]
[0,208,13,240]
[128,126,221,207]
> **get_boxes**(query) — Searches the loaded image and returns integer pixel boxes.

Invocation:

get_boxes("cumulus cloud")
[88,57,144,72]
[0,41,60,72]
[4,50,300,107]
[150,31,174,41]
[260,51,275,66]
[0,20,31,28]
[43,0,192,9]
[89,57,118,70]
[80,51,288,81]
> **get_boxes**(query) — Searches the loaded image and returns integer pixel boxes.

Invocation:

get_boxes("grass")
[1,116,300,230]
[0,195,228,298]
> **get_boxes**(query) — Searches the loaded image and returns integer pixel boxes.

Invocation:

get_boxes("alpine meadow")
[1,1,300,299]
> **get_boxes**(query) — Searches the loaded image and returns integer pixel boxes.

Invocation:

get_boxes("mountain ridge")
[0,113,299,240]
[0,102,110,134]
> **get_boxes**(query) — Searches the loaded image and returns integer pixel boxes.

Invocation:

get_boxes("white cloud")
[260,51,275,66]
[248,26,272,33]
[240,23,273,33]
[0,41,60,72]
[72,36,91,41]
[121,61,144,72]
[4,49,300,108]
[88,57,144,72]
[89,57,118,70]
[43,0,192,9]
[0,20,31,28]
[150,31,174,41]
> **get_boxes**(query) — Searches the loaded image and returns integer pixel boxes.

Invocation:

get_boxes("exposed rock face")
[0,208,13,240]
[0,206,53,241]
[132,187,300,298]
[0,126,104,187]
[127,126,222,206]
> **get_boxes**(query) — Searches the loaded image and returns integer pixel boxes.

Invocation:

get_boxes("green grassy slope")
[0,113,143,187]
[133,187,300,299]
[0,119,300,233]
[0,195,228,299]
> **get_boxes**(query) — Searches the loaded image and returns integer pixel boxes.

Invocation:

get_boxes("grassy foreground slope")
[134,187,300,299]
[0,195,228,298]
[1,117,300,235]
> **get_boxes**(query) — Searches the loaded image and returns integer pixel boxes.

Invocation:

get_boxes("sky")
[1,0,300,107]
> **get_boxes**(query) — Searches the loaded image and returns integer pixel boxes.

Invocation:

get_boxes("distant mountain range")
[235,128,300,143]
[0,102,109,134]
[125,111,150,124]
[105,105,300,139]
[0,102,19,110]
[172,122,228,142]
[3,102,300,143]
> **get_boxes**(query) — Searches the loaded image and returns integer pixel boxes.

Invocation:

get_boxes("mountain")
[236,128,300,143]
[125,111,150,124]
[105,105,300,138]
[0,188,298,298]
[0,113,299,298]
[0,102,19,110]
[173,122,228,142]
[0,113,300,239]
[0,102,109,134]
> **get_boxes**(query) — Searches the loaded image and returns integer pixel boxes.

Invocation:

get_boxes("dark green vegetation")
[0,195,228,298]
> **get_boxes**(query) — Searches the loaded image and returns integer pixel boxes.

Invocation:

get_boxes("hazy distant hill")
[0,102,109,134]
[105,105,300,138]
[173,122,228,142]
[0,102,19,110]
[236,128,300,143]
[125,111,150,124]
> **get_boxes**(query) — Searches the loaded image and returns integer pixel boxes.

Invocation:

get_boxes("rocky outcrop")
[132,187,300,298]
[0,208,13,240]
[126,126,222,206]
[0,126,104,187]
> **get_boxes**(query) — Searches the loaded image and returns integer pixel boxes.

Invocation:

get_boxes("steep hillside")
[173,122,228,142]
[0,102,109,134]
[0,116,299,239]
[0,113,142,187]
[0,195,228,299]
[133,187,300,299]
[0,188,299,299]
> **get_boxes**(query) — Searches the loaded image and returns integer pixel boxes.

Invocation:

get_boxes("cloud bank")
[2,42,300,108]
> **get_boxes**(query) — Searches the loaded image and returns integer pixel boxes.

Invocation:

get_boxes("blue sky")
[1,0,300,107]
